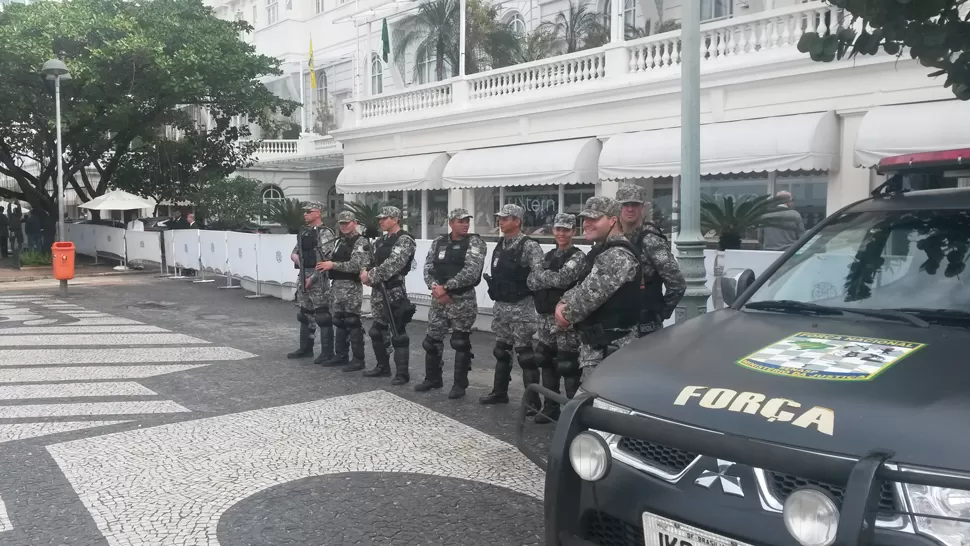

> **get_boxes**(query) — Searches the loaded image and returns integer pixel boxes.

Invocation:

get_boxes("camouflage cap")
[615,183,646,204]
[448,208,473,220]
[337,210,356,223]
[376,205,401,219]
[303,201,324,211]
[494,203,524,219]
[553,213,577,229]
[578,196,620,219]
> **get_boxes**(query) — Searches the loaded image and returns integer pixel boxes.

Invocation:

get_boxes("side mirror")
[720,268,756,307]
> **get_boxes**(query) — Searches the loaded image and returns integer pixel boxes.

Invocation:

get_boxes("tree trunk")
[42,216,56,252]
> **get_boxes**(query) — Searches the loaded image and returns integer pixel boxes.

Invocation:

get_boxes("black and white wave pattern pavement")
[0,293,257,536]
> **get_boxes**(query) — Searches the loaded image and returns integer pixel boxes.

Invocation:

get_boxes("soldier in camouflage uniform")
[556,197,643,382]
[416,208,486,399]
[315,211,371,371]
[360,206,417,385]
[480,204,545,409]
[527,212,586,424]
[616,183,686,336]
[287,201,337,362]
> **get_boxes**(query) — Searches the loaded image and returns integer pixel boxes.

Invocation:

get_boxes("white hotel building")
[210,0,970,243]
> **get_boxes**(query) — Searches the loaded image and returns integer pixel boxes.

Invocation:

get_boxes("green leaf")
[797,32,820,54]
[884,41,901,55]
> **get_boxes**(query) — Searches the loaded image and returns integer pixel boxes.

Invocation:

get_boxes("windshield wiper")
[744,300,844,316]
[745,300,929,327]
[890,308,970,328]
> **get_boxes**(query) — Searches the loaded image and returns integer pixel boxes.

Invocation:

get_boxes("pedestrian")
[616,183,686,337]
[527,212,586,424]
[415,208,486,399]
[315,211,371,371]
[0,210,9,258]
[758,190,806,251]
[480,204,544,409]
[286,201,337,363]
[555,196,642,382]
[25,211,43,252]
[360,206,417,385]
[8,206,22,254]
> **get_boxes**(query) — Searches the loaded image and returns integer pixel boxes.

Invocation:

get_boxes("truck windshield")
[746,209,970,313]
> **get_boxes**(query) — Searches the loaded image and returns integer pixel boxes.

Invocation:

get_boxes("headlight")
[589,396,630,440]
[783,487,839,546]
[905,483,970,546]
[568,431,611,482]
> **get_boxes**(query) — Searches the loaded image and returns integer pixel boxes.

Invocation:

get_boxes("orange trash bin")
[51,242,76,280]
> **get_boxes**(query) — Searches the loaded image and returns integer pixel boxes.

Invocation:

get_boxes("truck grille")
[767,471,897,513]
[582,510,645,546]
[616,437,698,475]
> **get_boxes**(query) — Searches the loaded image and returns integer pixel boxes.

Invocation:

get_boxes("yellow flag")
[308,38,317,89]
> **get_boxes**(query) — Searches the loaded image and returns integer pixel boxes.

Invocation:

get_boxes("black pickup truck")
[518,148,970,546]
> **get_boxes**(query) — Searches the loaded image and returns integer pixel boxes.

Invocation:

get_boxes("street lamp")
[41,58,71,297]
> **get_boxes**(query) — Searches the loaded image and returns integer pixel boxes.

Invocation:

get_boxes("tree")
[263,197,308,234]
[189,176,264,230]
[798,0,970,100]
[0,0,295,228]
[539,0,608,54]
[393,0,459,82]
[700,194,790,250]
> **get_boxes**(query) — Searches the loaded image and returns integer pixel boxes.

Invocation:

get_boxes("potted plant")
[700,194,790,250]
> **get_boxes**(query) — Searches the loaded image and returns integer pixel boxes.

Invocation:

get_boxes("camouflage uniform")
[616,184,686,336]
[560,197,643,382]
[416,208,486,399]
[363,206,417,385]
[527,213,586,423]
[319,211,372,371]
[480,204,545,409]
[287,201,337,362]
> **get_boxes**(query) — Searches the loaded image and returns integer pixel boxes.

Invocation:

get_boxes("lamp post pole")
[42,59,71,297]
[674,0,710,321]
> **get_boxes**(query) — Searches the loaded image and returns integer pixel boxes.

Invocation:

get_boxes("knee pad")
[422,336,442,355]
[297,309,311,324]
[345,313,362,330]
[449,331,471,352]
[391,333,410,348]
[369,323,386,341]
[493,341,513,362]
[557,351,581,377]
[332,311,346,328]
[314,307,332,328]
[516,346,538,370]
[534,342,556,368]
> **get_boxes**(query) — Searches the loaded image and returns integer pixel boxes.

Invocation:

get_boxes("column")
[828,112,870,215]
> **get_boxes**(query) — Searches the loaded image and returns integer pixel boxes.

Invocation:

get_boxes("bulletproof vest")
[629,222,669,316]
[533,246,582,315]
[298,227,318,269]
[432,234,480,294]
[372,231,414,287]
[574,237,643,344]
[329,233,362,281]
[489,235,534,303]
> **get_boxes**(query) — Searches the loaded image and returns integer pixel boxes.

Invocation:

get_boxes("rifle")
[378,281,399,339]
[296,228,306,292]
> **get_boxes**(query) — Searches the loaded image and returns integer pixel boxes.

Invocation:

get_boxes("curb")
[0,269,155,283]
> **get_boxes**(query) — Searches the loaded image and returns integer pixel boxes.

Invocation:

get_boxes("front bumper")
[515,386,970,546]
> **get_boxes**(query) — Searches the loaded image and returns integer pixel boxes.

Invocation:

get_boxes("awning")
[854,101,970,168]
[442,138,601,188]
[335,152,450,193]
[599,111,839,179]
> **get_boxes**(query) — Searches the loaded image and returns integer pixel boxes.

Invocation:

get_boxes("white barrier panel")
[94,226,126,261]
[172,229,201,270]
[124,231,164,265]
[163,230,176,270]
[67,223,98,258]
[199,231,228,275]
[226,231,259,282]
[257,234,298,287]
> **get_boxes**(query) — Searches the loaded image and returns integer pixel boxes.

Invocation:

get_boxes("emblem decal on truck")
[694,459,744,497]
[737,332,925,381]
[674,386,835,436]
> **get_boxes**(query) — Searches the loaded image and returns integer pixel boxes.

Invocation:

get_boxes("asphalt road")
[0,274,555,546]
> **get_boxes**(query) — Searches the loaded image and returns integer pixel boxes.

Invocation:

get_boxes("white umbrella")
[78,189,155,211]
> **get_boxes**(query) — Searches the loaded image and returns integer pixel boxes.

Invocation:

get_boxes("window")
[371,54,384,94]
[700,0,732,21]
[775,172,829,231]
[315,0,324,13]
[506,11,526,34]
[623,0,636,30]
[417,55,436,85]
[252,5,257,24]
[261,185,284,204]
[472,184,596,241]
[266,0,278,25]
[327,186,343,218]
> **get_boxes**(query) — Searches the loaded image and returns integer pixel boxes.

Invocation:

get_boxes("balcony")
[246,134,344,171]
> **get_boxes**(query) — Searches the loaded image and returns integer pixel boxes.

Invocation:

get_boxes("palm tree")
[515,27,560,63]
[700,194,790,250]
[539,0,606,54]
[393,0,459,83]
[343,201,383,238]
[262,198,306,234]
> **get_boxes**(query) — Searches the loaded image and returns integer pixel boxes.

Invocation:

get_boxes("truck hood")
[582,309,970,472]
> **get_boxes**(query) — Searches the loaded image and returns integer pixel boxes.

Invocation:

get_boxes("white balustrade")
[254,139,299,156]
[468,49,607,101]
[359,81,454,120]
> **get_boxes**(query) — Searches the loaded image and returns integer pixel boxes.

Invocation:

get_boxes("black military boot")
[414,336,444,391]
[479,341,513,404]
[320,313,349,367]
[342,314,366,372]
[517,346,541,416]
[390,333,410,385]
[363,323,392,377]
[448,332,472,399]
[558,350,582,399]
[287,319,314,359]
[535,366,562,424]
[314,308,334,365]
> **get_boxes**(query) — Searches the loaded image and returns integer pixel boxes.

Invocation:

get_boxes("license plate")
[642,511,754,546]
